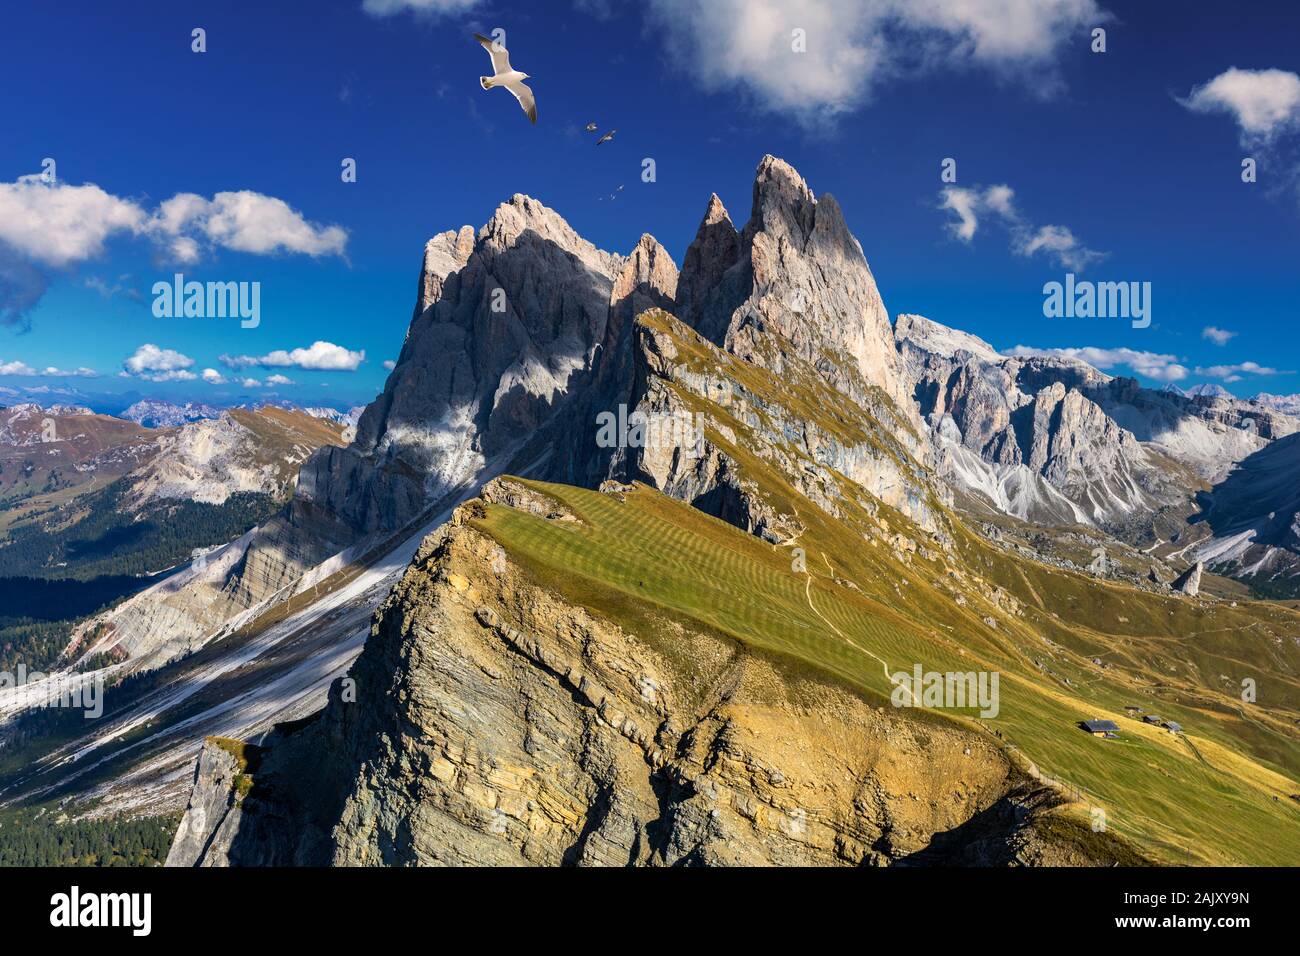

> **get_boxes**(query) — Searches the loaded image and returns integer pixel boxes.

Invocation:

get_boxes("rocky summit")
[3,157,1297,869]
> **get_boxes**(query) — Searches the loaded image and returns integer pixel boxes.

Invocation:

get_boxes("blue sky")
[1,0,1298,411]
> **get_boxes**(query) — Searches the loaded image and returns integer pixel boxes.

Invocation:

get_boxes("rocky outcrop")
[675,156,913,419]
[546,234,680,489]
[413,225,475,320]
[613,310,945,540]
[1172,561,1203,596]
[166,738,258,867]
[674,194,739,341]
[123,407,346,507]
[166,481,1117,867]
[297,194,625,538]
[898,314,1194,529]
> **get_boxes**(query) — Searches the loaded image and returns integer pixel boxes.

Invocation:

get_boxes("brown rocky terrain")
[167,480,1142,867]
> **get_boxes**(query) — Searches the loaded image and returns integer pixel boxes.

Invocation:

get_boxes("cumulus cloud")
[1182,68,1300,143]
[265,373,295,386]
[0,359,98,378]
[0,174,146,268]
[219,340,365,372]
[1201,326,1237,346]
[382,359,396,370]
[0,171,348,326]
[1004,345,1189,382]
[148,191,348,260]
[1014,224,1102,270]
[1194,360,1290,383]
[201,368,227,385]
[241,378,263,388]
[122,343,197,382]
[645,0,1106,121]
[941,184,1105,271]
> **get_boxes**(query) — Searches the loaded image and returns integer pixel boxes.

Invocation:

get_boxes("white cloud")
[0,173,348,324]
[361,0,481,15]
[1201,326,1237,346]
[1004,345,1189,382]
[123,343,197,382]
[220,340,365,371]
[939,187,983,241]
[1182,68,1300,143]
[148,191,347,260]
[1014,224,1103,271]
[382,359,397,370]
[241,377,263,388]
[265,373,295,386]
[0,359,98,378]
[1195,360,1289,383]
[940,184,1105,270]
[201,367,227,384]
[0,175,146,267]
[645,0,1105,120]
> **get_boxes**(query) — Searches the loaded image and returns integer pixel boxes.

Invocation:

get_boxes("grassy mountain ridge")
[452,307,1300,864]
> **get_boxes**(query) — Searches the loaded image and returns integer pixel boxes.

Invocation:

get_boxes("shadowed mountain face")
[298,197,626,538]
[1201,432,1300,544]
[1188,431,1300,587]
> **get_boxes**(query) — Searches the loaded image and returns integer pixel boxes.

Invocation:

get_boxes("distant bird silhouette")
[596,129,617,145]
[474,33,536,124]
[585,122,598,132]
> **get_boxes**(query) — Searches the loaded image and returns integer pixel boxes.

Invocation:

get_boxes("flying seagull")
[474,33,536,124]
[585,122,598,132]
[596,128,617,145]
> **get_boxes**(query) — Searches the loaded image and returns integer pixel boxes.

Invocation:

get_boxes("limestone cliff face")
[613,311,946,541]
[895,313,1186,528]
[297,194,626,538]
[544,234,680,489]
[166,480,1112,867]
[675,156,914,421]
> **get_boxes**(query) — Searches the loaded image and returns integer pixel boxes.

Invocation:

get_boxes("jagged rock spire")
[674,155,910,413]
[675,193,739,338]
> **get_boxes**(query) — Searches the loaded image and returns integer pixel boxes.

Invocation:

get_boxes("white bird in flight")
[474,33,536,124]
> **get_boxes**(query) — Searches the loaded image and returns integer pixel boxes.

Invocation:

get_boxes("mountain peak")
[703,192,731,225]
[611,234,678,324]
[753,154,814,202]
[748,154,816,238]
[676,192,742,335]
[895,313,1004,365]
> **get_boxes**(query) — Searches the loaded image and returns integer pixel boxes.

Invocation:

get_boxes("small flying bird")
[596,128,617,145]
[585,122,598,132]
[474,33,536,124]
